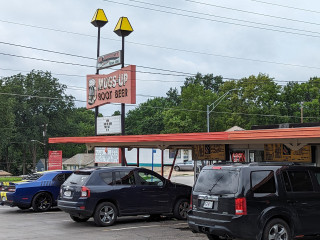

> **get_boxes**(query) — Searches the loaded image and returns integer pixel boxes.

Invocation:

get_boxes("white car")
[174,161,203,171]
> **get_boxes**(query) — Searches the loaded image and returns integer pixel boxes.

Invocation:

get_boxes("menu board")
[264,144,311,163]
[192,144,225,160]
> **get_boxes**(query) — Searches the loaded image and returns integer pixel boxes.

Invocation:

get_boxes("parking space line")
[102,222,188,232]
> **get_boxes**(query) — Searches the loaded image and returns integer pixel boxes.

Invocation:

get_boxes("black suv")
[58,167,191,226]
[187,163,320,240]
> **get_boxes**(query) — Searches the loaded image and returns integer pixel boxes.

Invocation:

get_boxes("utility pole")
[43,124,48,171]
[301,102,304,123]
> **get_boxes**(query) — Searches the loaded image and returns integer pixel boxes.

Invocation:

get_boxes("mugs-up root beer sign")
[87,65,136,109]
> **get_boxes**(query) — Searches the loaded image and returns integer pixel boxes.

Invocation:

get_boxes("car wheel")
[207,234,220,240]
[263,218,291,240]
[174,166,180,171]
[32,192,52,212]
[93,202,117,227]
[70,214,90,222]
[173,198,189,220]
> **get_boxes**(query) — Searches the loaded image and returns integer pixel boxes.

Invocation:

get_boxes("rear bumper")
[187,210,259,240]
[58,199,93,218]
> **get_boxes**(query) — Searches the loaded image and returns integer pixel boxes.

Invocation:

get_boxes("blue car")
[0,170,72,212]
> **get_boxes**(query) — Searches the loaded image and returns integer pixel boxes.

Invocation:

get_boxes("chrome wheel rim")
[99,206,115,223]
[178,201,189,218]
[268,224,288,240]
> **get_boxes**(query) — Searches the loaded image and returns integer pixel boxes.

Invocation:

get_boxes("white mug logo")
[88,79,97,105]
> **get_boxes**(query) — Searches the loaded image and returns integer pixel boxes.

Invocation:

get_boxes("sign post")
[114,17,134,166]
[91,9,108,137]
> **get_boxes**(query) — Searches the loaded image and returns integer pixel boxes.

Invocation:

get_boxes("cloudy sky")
[1,0,320,116]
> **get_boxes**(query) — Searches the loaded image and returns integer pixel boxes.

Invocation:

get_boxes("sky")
[1,0,320,117]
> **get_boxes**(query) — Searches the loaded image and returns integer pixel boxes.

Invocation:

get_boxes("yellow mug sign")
[264,144,311,163]
[192,144,225,161]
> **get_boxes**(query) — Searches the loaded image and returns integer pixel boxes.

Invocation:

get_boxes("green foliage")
[0,177,22,182]
[0,71,94,175]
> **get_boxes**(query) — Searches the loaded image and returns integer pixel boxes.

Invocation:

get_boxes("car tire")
[262,218,291,240]
[70,214,90,223]
[174,166,180,171]
[32,192,53,212]
[93,202,117,227]
[207,234,220,240]
[173,198,189,220]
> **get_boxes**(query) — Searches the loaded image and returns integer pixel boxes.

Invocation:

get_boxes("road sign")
[97,116,121,135]
[97,50,121,70]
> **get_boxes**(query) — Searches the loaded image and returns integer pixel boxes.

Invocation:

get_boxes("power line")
[125,0,320,32]
[104,0,320,39]
[249,0,320,14]
[0,92,318,120]
[183,0,320,26]
[1,23,320,71]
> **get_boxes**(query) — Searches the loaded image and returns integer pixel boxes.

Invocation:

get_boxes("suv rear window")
[64,171,91,185]
[194,169,239,194]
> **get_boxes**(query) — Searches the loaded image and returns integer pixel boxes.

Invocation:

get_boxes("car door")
[134,169,170,213]
[111,170,141,215]
[282,170,320,235]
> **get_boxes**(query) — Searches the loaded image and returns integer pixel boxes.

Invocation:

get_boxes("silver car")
[174,161,202,171]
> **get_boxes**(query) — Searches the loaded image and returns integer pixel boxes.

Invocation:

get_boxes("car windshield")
[194,169,240,194]
[64,171,91,185]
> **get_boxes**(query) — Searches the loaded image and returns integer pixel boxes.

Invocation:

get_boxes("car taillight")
[81,186,90,198]
[235,197,247,215]
[8,187,15,192]
[189,194,193,209]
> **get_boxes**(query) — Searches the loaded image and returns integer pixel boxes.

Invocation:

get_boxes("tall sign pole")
[114,17,133,166]
[91,9,108,136]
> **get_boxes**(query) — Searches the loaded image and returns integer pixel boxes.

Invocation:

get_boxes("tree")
[126,97,173,135]
[0,70,75,174]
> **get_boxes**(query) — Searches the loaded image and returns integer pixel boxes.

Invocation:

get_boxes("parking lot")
[0,206,207,240]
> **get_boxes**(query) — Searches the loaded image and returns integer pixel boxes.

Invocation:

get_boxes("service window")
[250,170,276,194]
[114,171,135,185]
[137,171,164,186]
[284,171,313,192]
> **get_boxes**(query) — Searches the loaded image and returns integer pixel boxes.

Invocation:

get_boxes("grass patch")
[0,177,22,182]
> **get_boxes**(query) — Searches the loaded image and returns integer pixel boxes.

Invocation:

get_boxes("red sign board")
[48,151,62,170]
[86,65,136,109]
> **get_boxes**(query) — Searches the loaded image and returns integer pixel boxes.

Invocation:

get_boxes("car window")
[312,171,320,188]
[114,171,135,185]
[250,171,276,194]
[53,173,70,183]
[64,171,91,185]
[137,172,164,186]
[284,171,313,192]
[99,172,113,185]
[194,169,239,194]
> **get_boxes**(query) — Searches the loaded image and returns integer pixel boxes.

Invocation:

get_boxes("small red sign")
[48,151,62,170]
[86,65,136,109]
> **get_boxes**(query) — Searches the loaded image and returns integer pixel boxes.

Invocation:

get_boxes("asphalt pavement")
[0,206,207,240]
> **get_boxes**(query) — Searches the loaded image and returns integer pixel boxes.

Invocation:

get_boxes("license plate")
[64,190,71,197]
[203,200,213,209]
